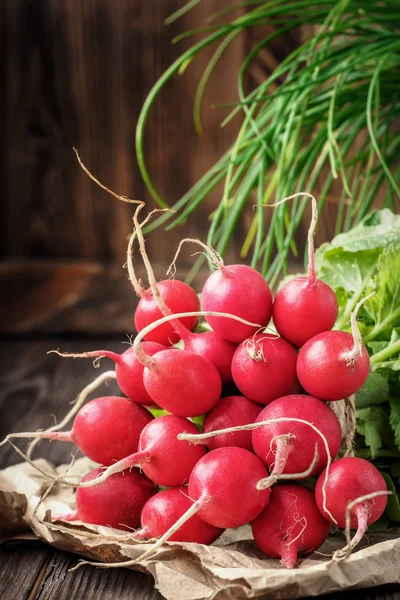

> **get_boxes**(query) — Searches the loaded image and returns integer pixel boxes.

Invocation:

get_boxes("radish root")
[178,418,336,523]
[333,490,392,560]
[257,442,319,490]
[258,192,318,285]
[167,238,224,277]
[27,370,117,458]
[79,450,153,488]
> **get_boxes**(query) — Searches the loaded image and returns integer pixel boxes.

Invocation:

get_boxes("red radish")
[27,369,117,459]
[252,484,330,568]
[133,311,262,417]
[134,280,200,345]
[297,295,372,401]
[315,458,388,556]
[1,397,153,466]
[231,334,299,405]
[72,447,271,568]
[134,488,223,544]
[168,239,272,343]
[202,395,263,451]
[78,415,206,488]
[58,467,157,531]
[50,342,167,406]
[131,212,237,383]
[270,193,338,348]
[252,396,341,480]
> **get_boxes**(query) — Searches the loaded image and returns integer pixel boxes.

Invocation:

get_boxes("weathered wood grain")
[0,542,50,599]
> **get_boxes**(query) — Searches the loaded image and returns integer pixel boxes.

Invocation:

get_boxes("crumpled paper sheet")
[0,458,399,600]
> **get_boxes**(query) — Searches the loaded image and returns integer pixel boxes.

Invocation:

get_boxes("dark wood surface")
[0,337,399,599]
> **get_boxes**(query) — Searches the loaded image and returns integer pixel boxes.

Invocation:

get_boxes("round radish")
[231,334,299,405]
[297,330,370,401]
[188,447,270,528]
[271,193,338,348]
[252,395,341,479]
[315,457,388,553]
[202,395,262,451]
[78,415,206,488]
[202,265,272,343]
[134,279,200,345]
[134,488,223,544]
[252,484,330,568]
[0,396,153,466]
[63,467,156,530]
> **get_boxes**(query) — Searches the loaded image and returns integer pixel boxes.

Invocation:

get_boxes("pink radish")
[50,342,167,406]
[252,395,341,481]
[0,396,153,466]
[133,311,262,417]
[131,210,237,383]
[270,194,338,348]
[72,447,271,569]
[58,467,157,531]
[297,296,372,401]
[231,334,299,405]
[315,457,388,556]
[169,239,272,343]
[202,395,263,451]
[133,487,223,544]
[78,415,206,488]
[252,484,330,568]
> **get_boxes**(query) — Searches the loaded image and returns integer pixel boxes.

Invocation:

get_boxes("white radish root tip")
[257,192,318,285]
[256,443,319,490]
[333,490,392,561]
[346,292,376,363]
[167,238,224,278]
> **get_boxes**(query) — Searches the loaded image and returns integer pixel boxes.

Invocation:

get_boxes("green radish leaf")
[355,373,389,409]
[367,516,390,532]
[390,460,400,485]
[389,397,400,450]
[356,405,394,457]
[380,472,400,522]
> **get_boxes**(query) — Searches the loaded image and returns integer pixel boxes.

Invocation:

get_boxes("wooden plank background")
[0,0,310,268]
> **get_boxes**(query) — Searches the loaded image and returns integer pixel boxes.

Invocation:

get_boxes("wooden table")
[0,264,399,599]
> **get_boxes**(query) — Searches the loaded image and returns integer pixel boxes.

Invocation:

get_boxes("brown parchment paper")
[0,458,399,600]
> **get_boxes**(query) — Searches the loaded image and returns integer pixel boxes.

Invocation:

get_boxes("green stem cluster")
[137,1,400,282]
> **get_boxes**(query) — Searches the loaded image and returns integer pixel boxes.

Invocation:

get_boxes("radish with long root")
[133,488,224,544]
[71,446,271,570]
[315,457,389,558]
[77,415,206,488]
[1,397,153,466]
[252,484,330,568]
[133,212,237,383]
[169,239,272,343]
[132,311,263,417]
[202,395,263,451]
[231,334,299,405]
[73,150,200,347]
[27,369,117,458]
[56,466,157,531]
[297,295,374,401]
[50,342,167,407]
[268,193,338,348]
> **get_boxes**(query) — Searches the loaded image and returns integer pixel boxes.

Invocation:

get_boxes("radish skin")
[231,334,299,405]
[252,484,330,568]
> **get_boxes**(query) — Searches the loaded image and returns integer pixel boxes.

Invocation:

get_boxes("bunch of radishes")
[2,193,389,570]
